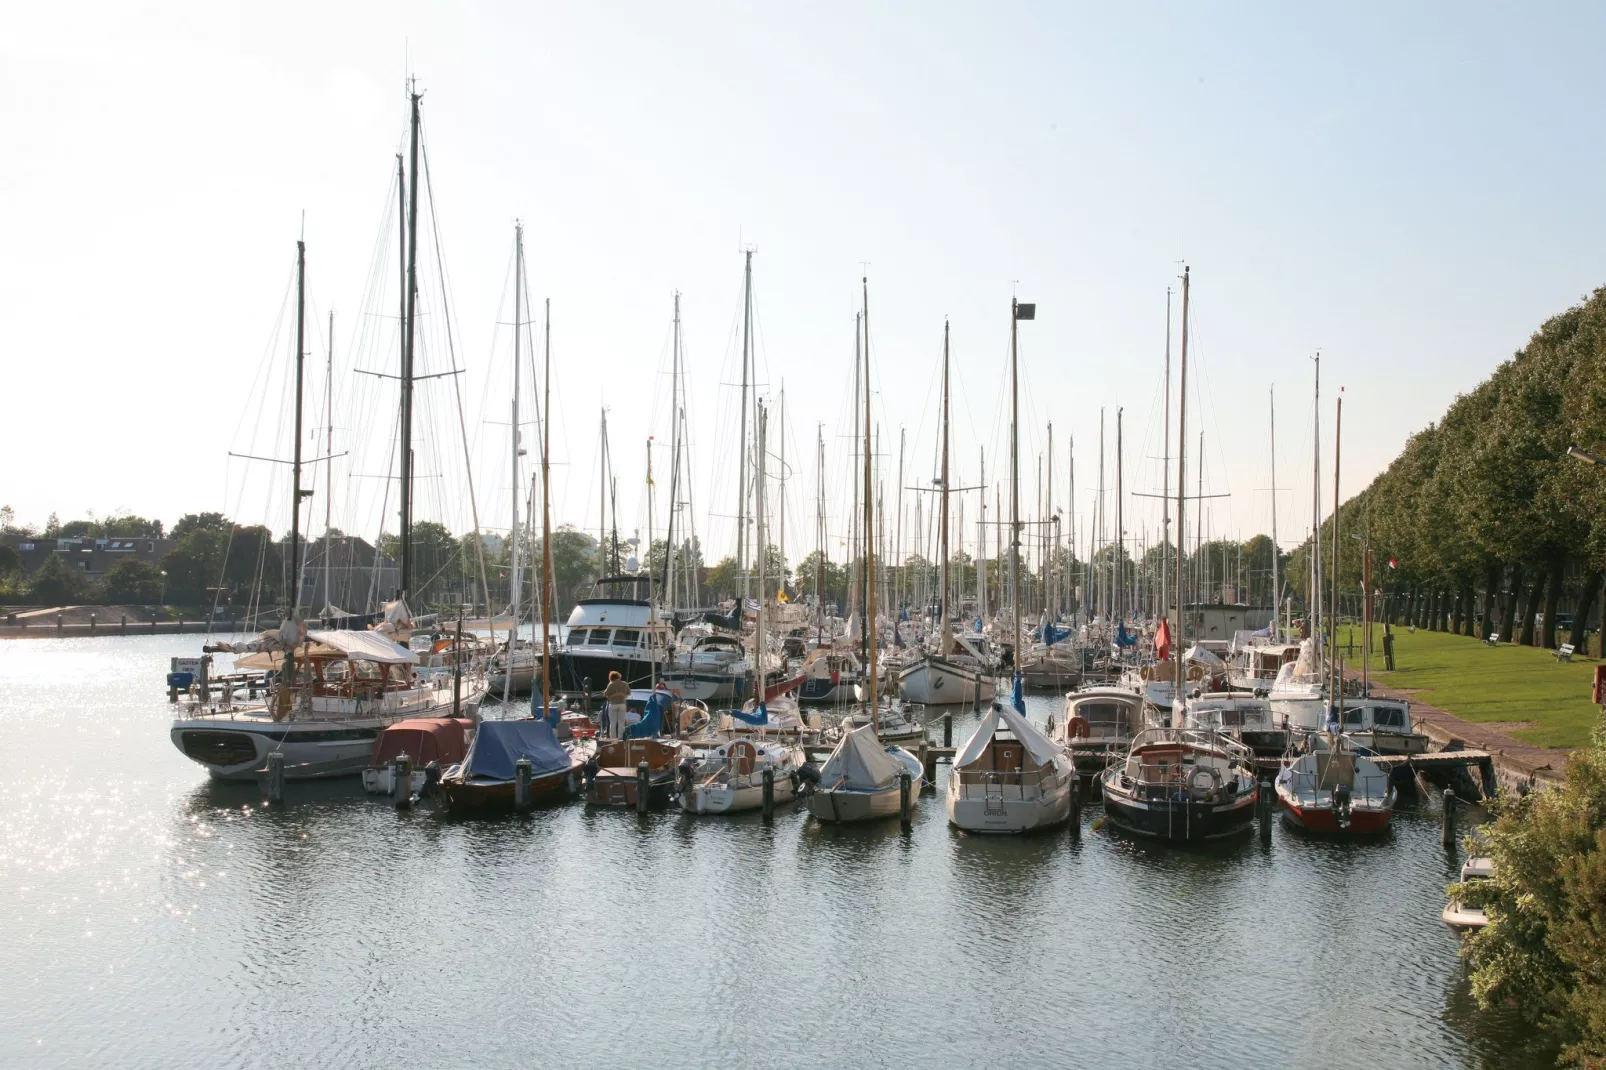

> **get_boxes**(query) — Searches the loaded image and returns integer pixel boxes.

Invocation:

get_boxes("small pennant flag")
[1388,558,1398,570]
[1014,302,1036,321]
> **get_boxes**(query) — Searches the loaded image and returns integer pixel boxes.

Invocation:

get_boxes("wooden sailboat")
[947,297,1075,834]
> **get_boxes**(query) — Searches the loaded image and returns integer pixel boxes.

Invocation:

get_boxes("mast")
[661,293,683,603]
[1067,438,1075,620]
[539,298,554,720]
[852,312,865,657]
[506,223,524,705]
[598,409,608,574]
[280,238,308,720]
[1269,386,1280,637]
[1047,423,1055,618]
[896,428,905,611]
[815,424,825,615]
[736,250,753,595]
[1330,393,1343,717]
[779,384,786,577]
[323,310,334,614]
[399,87,420,602]
[1096,409,1105,619]
[1173,266,1191,711]
[1010,297,1034,688]
[862,277,878,723]
[1312,354,1322,638]
[646,436,656,684]
[1116,407,1124,624]
[1161,286,1171,630]
[978,448,987,619]
[938,321,952,654]
[754,402,768,707]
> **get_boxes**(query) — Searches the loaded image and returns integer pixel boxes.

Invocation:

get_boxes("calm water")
[0,636,1542,1068]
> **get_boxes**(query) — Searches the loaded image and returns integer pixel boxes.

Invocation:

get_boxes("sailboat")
[947,298,1075,834]
[900,322,998,706]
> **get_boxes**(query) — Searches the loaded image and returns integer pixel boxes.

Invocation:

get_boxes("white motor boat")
[1051,686,1143,777]
[678,738,804,814]
[830,703,928,747]
[1335,697,1429,755]
[662,632,751,702]
[1443,855,1494,932]
[946,699,1075,834]
[1182,693,1288,757]
[807,723,924,823]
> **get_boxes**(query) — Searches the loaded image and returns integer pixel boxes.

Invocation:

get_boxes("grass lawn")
[1338,626,1600,749]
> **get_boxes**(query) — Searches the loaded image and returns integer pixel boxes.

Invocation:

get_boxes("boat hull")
[172,719,386,781]
[1099,778,1259,841]
[808,782,909,822]
[899,658,996,706]
[1275,785,1393,834]
[586,770,678,808]
[680,775,797,814]
[438,762,582,815]
[945,771,1073,834]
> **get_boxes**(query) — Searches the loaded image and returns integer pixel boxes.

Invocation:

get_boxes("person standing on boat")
[603,671,630,738]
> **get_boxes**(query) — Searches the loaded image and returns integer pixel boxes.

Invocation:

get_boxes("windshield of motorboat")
[1070,700,1131,731]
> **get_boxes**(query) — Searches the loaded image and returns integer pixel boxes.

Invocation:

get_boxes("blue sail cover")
[626,691,671,739]
[464,719,572,780]
[1114,624,1137,648]
[1044,622,1074,647]
[1011,672,1026,716]
[728,701,768,726]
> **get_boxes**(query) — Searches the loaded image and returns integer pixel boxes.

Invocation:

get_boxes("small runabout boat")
[1442,855,1494,932]
[946,699,1075,834]
[678,738,804,815]
[437,718,586,814]
[586,738,685,809]
[362,717,473,795]
[806,722,924,824]
[1275,732,1395,835]
[1052,686,1143,777]
[1099,727,1259,841]
[828,703,927,748]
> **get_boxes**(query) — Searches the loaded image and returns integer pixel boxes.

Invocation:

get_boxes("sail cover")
[819,723,902,790]
[463,719,572,780]
[626,690,671,739]
[955,700,1063,770]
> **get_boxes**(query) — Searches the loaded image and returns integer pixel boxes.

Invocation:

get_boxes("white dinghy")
[807,722,924,824]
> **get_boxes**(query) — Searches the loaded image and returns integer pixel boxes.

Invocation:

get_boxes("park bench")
[1484,632,1499,646]
[1554,643,1575,663]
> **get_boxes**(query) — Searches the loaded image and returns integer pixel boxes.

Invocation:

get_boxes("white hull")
[898,658,995,705]
[945,770,1073,833]
[362,766,429,795]
[808,782,907,822]
[680,775,797,814]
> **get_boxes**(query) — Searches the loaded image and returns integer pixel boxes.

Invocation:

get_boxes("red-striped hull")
[1276,784,1392,834]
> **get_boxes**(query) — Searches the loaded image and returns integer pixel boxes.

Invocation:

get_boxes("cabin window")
[612,629,641,648]
[590,629,614,646]
[1076,702,1125,729]
[1343,708,1366,727]
[1375,706,1406,728]
[568,629,590,646]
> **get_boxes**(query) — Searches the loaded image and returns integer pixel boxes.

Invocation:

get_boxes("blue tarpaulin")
[626,691,671,738]
[463,719,572,780]
[1011,672,1026,715]
[1043,622,1074,647]
[728,701,768,726]
[1115,624,1137,648]
[973,617,983,632]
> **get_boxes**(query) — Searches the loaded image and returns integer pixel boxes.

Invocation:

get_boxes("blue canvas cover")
[464,719,572,780]
[728,701,768,726]
[1114,624,1136,648]
[1011,672,1026,716]
[625,691,671,739]
[1044,622,1074,647]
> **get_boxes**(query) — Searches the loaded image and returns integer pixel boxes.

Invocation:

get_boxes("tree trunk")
[1413,587,1426,629]
[1570,569,1601,651]
[1541,559,1565,649]
[1501,564,1523,642]
[1452,586,1466,636]
[1520,570,1546,647]
[1429,589,1443,631]
[1440,589,1454,633]
[1481,563,1500,640]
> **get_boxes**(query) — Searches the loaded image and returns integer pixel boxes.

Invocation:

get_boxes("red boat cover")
[369,718,471,767]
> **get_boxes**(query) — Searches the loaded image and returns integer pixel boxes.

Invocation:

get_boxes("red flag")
[1155,617,1172,662]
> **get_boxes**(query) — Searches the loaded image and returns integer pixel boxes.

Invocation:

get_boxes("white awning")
[303,629,417,664]
[955,701,1063,769]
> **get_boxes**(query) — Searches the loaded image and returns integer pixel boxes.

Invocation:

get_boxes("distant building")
[2,535,173,581]
[1167,602,1275,643]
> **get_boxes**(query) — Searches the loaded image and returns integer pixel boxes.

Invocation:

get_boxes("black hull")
[541,652,657,691]
[1099,778,1258,841]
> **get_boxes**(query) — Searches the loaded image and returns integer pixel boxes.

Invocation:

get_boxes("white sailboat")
[807,722,924,823]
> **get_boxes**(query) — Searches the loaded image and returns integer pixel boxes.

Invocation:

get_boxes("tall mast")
[852,312,864,653]
[1096,409,1105,618]
[399,87,420,602]
[978,448,987,618]
[598,409,608,574]
[754,402,768,706]
[1116,407,1124,624]
[1173,266,1190,711]
[1047,423,1055,618]
[862,278,878,722]
[737,250,753,594]
[661,293,682,602]
[1312,354,1322,637]
[779,384,786,576]
[1162,286,1172,628]
[1330,393,1343,715]
[1010,297,1034,687]
[896,428,905,611]
[646,436,656,683]
[323,310,334,614]
[539,298,554,720]
[290,240,308,613]
[1269,386,1280,635]
[504,224,524,703]
[1067,437,1075,620]
[815,424,825,613]
[938,321,952,652]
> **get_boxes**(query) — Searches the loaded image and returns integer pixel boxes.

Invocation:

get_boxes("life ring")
[726,740,758,776]
[1066,715,1091,740]
[1188,766,1221,798]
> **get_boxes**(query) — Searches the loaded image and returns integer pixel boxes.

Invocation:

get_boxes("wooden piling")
[943,712,952,748]
[392,753,413,809]
[515,758,533,811]
[265,751,285,804]
[1442,788,1456,848]
[636,761,651,814]
[1259,781,1274,843]
[1068,776,1081,837]
[762,766,775,822]
[899,770,912,831]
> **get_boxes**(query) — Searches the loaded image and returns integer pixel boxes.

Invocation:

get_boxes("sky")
[6,2,1606,571]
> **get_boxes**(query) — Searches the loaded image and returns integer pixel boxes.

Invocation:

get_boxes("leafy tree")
[0,545,22,576]
[1457,730,1606,1065]
[704,555,740,600]
[104,514,161,538]
[794,550,847,608]
[100,559,165,603]
[171,512,231,541]
[29,552,89,605]
[531,526,598,609]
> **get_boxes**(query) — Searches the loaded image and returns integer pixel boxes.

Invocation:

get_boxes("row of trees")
[1284,284,1606,651]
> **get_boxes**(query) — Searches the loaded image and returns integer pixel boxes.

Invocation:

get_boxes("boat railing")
[950,764,1063,800]
[1282,768,1392,808]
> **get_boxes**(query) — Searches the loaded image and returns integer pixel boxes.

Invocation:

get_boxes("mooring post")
[392,752,413,809]
[198,656,211,704]
[120,614,127,634]
[923,746,937,785]
[762,766,775,822]
[1259,780,1274,843]
[266,751,285,804]
[1069,776,1081,837]
[515,758,533,811]
[636,761,651,814]
[56,612,63,634]
[1442,788,1456,849]
[943,712,952,748]
[899,770,913,831]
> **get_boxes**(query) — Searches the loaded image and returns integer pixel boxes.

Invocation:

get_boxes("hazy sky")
[7,3,1605,567]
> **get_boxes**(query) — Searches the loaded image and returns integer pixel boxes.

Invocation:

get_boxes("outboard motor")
[1332,782,1353,828]
[584,755,599,790]
[677,756,696,796]
[795,762,821,796]
[423,760,442,801]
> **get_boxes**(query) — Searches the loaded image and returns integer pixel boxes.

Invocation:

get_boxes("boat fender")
[1066,716,1091,740]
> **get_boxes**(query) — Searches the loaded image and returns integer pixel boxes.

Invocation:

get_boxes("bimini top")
[214,627,418,669]
[955,702,1062,769]
[463,719,572,781]
[819,722,903,790]
[369,717,470,767]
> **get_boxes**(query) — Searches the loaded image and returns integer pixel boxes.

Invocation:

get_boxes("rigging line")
[420,118,493,613]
